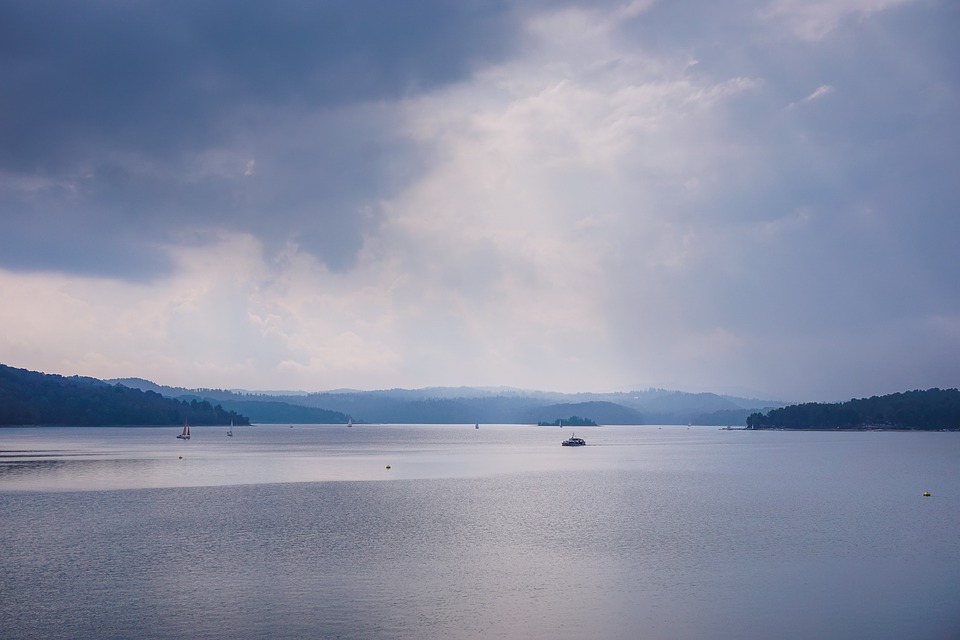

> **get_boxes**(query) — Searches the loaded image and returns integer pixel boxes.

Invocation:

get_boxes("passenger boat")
[561,433,586,446]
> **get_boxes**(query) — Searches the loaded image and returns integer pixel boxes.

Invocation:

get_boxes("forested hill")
[746,388,960,430]
[0,364,249,426]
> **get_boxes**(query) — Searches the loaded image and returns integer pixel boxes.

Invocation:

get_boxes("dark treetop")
[746,388,960,430]
[0,364,249,426]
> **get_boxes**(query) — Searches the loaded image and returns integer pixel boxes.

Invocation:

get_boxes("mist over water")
[2,425,959,639]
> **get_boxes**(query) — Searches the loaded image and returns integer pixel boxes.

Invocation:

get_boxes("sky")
[1,0,958,402]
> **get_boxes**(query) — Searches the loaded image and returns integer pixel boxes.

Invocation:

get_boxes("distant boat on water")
[475,422,479,429]
[227,421,233,437]
[177,420,190,440]
[348,418,353,428]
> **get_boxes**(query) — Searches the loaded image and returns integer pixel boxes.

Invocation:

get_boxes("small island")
[538,415,598,427]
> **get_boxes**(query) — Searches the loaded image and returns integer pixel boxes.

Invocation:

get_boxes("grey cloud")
[0,0,522,278]
[643,1,958,275]
[1,203,173,281]
[0,0,520,170]
[595,1,959,399]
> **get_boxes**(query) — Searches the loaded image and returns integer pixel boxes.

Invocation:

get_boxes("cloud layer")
[1,0,957,400]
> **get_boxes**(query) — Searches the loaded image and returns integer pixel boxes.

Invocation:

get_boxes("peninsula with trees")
[0,364,249,426]
[746,388,960,431]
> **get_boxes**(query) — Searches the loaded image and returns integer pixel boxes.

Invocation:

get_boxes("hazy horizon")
[15,363,924,405]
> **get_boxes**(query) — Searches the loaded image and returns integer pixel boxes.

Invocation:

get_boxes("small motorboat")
[561,433,586,446]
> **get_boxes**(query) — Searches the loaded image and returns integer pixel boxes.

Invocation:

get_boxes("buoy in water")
[386,465,391,470]
[178,456,182,459]
[922,491,931,497]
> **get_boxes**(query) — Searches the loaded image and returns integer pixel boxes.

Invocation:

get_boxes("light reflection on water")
[2,425,959,640]
[0,424,675,490]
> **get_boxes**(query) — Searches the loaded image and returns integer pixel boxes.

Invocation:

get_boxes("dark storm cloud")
[0,0,518,169]
[0,0,522,277]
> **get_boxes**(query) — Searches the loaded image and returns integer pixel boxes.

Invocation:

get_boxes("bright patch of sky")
[1,0,957,401]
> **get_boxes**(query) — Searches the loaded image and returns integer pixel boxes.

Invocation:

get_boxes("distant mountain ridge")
[110,378,786,425]
[6,365,947,429]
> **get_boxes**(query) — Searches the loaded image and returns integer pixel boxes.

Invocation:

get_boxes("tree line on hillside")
[178,395,350,424]
[0,364,249,426]
[746,388,960,430]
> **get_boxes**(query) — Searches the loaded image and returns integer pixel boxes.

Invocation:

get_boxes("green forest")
[746,388,960,430]
[0,364,249,426]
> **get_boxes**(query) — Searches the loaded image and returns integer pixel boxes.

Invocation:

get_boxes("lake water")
[2,424,959,639]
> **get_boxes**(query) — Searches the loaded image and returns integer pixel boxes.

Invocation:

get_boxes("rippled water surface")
[2,425,959,639]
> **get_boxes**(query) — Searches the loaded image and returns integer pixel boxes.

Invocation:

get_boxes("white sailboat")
[227,420,233,437]
[347,418,353,428]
